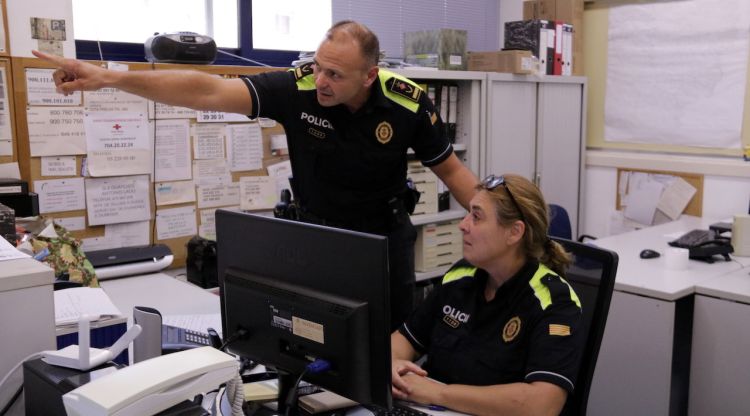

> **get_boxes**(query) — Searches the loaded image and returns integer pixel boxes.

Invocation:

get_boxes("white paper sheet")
[53,216,86,231]
[196,110,249,123]
[198,208,219,240]
[266,160,293,196]
[0,67,13,155]
[0,236,30,261]
[192,159,232,185]
[41,156,77,176]
[192,123,226,160]
[154,119,191,182]
[270,134,288,156]
[155,180,196,206]
[0,162,21,179]
[25,68,82,106]
[35,177,86,213]
[27,107,86,156]
[227,123,263,171]
[84,88,149,113]
[104,220,151,248]
[657,177,697,220]
[85,175,151,226]
[84,111,151,176]
[605,0,750,147]
[196,183,241,208]
[239,176,276,210]
[623,179,664,225]
[152,102,197,119]
[156,205,197,240]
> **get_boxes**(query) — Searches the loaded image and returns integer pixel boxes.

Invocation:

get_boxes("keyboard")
[373,403,429,416]
[669,229,715,248]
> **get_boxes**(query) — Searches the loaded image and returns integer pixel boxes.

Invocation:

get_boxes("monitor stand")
[276,369,300,416]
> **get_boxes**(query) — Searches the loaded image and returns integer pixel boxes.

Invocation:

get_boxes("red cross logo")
[113,124,122,130]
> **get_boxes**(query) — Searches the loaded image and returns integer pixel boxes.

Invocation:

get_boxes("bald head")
[324,20,380,68]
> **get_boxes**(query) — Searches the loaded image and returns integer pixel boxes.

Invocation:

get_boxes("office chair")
[549,204,597,242]
[552,237,619,416]
[549,204,573,240]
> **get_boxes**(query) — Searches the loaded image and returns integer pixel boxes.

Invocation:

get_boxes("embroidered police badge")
[376,121,393,144]
[385,77,422,102]
[502,316,522,343]
[293,62,314,80]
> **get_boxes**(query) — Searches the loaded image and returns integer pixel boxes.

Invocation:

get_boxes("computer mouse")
[640,249,661,259]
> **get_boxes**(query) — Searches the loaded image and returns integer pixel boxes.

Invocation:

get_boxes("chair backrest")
[552,237,618,416]
[549,204,573,240]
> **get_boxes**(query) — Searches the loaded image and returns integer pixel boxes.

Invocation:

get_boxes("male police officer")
[33,20,478,329]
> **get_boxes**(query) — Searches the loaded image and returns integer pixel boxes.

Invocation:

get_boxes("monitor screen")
[216,210,392,410]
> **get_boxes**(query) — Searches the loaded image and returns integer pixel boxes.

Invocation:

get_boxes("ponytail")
[541,238,572,277]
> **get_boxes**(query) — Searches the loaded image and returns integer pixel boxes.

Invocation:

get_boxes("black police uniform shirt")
[398,259,584,393]
[240,64,453,224]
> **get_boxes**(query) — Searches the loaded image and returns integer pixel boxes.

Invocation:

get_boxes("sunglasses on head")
[481,174,525,222]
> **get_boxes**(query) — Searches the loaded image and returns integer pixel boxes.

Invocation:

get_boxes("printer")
[86,244,173,280]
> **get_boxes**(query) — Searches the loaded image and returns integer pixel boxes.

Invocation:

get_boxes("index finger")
[32,50,66,66]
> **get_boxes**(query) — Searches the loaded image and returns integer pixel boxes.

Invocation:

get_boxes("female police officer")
[391,174,583,416]
[33,21,478,330]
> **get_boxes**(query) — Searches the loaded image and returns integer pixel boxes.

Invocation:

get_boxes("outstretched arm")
[429,153,479,211]
[32,50,253,114]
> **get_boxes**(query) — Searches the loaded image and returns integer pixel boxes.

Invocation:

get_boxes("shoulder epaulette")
[530,264,581,310]
[291,62,314,80]
[379,70,422,113]
[290,62,316,90]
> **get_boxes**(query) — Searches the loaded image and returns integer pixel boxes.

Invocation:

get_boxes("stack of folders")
[419,83,459,142]
[504,19,574,76]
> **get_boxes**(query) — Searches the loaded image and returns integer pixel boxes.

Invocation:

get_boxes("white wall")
[6,0,76,58]
[582,151,750,237]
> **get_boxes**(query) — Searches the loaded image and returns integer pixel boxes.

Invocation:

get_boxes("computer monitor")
[215,209,392,411]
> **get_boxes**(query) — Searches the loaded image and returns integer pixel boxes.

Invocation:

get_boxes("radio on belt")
[144,31,217,64]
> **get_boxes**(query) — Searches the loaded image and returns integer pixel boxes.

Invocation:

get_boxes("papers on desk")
[54,287,123,327]
[0,236,29,261]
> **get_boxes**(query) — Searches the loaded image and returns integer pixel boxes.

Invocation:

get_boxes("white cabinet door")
[537,82,584,236]
[484,77,537,180]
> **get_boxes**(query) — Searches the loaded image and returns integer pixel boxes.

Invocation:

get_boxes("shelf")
[410,209,465,226]
[393,68,487,81]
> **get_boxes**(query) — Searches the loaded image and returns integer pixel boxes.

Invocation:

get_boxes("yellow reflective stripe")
[529,264,581,310]
[379,69,420,113]
[290,68,316,91]
[442,266,477,284]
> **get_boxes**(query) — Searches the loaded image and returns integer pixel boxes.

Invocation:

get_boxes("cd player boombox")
[145,32,217,64]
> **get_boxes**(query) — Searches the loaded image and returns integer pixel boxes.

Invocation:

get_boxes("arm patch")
[385,77,423,103]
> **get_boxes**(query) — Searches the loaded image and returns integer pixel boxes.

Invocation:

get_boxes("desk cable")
[284,359,331,416]
[0,352,44,415]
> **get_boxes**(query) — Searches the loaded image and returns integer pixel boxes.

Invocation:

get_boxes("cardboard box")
[523,0,555,20]
[504,19,555,74]
[404,29,467,70]
[467,50,536,74]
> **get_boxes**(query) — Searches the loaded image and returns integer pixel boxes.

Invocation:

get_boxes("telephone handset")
[63,346,239,416]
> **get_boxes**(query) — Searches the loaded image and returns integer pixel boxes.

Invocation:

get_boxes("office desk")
[587,216,745,416]
[100,272,220,318]
[690,267,750,416]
